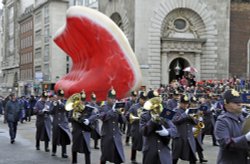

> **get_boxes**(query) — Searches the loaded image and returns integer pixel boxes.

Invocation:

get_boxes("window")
[35,48,41,59]
[8,38,14,54]
[74,0,84,5]
[44,5,49,24]
[43,64,50,81]
[44,45,49,61]
[35,30,42,42]
[35,12,42,24]
[35,65,41,72]
[44,25,50,43]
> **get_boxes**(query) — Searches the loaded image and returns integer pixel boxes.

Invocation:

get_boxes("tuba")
[143,97,163,123]
[65,93,85,121]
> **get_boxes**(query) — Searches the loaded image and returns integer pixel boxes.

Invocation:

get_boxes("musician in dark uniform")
[99,88,126,164]
[70,93,99,164]
[214,89,250,164]
[140,97,178,164]
[88,92,101,149]
[167,90,180,110]
[172,94,198,164]
[189,96,208,163]
[33,91,51,152]
[125,91,138,145]
[128,91,147,163]
[50,89,72,158]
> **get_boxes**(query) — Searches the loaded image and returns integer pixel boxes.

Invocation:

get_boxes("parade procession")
[2,0,250,164]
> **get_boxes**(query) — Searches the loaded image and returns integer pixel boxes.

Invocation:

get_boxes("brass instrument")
[242,116,250,134]
[144,97,163,123]
[113,101,126,114]
[65,93,85,121]
[192,111,205,138]
[129,107,143,124]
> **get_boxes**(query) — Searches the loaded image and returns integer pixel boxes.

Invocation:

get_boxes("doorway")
[169,57,189,83]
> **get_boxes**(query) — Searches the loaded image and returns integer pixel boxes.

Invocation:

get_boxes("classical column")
[161,52,168,86]
[195,53,201,81]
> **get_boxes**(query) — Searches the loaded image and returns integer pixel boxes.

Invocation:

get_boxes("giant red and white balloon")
[53,6,142,101]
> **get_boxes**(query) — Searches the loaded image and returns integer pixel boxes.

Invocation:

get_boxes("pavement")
[0,115,219,164]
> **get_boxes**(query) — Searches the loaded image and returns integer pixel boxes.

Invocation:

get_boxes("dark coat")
[99,103,126,163]
[201,103,215,135]
[128,103,143,151]
[140,110,178,164]
[71,108,98,154]
[6,100,21,122]
[34,99,52,141]
[167,99,178,111]
[214,112,250,164]
[88,102,101,140]
[172,107,197,161]
[50,100,72,146]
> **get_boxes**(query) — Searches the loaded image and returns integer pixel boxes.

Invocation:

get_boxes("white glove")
[192,127,197,133]
[58,100,62,105]
[245,131,250,141]
[42,108,49,112]
[155,125,169,136]
[198,117,203,122]
[83,119,90,125]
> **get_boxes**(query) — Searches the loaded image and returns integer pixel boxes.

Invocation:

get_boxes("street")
[0,116,218,164]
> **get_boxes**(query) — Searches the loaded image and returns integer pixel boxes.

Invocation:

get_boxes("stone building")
[99,0,230,89]
[230,1,250,78]
[18,5,34,96]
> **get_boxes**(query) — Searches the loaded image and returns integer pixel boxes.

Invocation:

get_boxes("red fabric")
[53,17,136,101]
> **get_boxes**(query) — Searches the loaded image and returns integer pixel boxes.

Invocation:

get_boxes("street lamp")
[174,60,181,75]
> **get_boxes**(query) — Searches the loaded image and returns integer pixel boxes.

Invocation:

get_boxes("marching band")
[4,83,250,164]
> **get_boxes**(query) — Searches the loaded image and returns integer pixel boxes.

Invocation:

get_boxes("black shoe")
[62,154,68,158]
[94,146,99,149]
[51,152,56,156]
[10,140,15,144]
[200,159,208,163]
[45,148,50,152]
[36,147,40,150]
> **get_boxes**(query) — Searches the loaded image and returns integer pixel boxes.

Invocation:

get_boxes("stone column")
[161,52,168,86]
[195,53,201,81]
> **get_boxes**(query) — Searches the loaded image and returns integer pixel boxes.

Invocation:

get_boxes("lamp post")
[174,60,182,76]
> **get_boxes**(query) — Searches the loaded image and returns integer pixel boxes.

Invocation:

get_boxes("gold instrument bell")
[129,107,143,124]
[143,97,163,122]
[65,93,85,121]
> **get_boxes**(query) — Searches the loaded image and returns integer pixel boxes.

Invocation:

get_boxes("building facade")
[33,0,69,95]
[230,2,250,78]
[2,0,21,96]
[19,5,34,96]
[99,0,231,89]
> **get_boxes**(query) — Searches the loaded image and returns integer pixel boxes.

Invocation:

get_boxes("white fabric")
[155,125,169,136]
[245,131,250,141]
[83,119,90,125]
